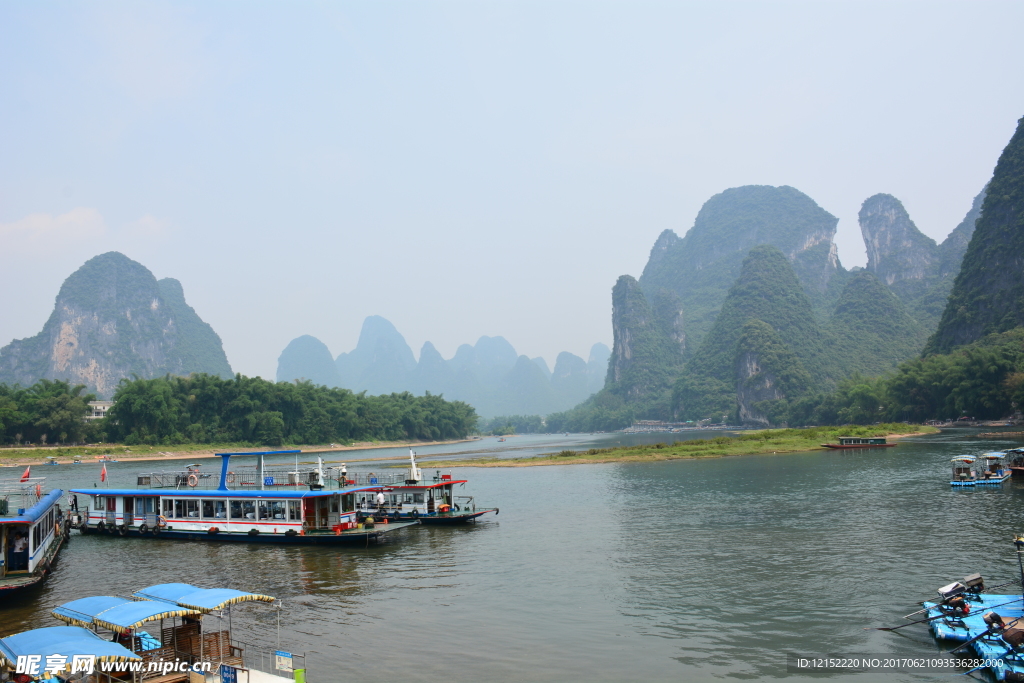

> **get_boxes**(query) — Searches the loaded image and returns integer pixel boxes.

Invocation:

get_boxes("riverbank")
[418,424,939,467]
[0,437,479,467]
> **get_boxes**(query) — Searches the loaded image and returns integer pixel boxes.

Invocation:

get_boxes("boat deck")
[923,594,1024,680]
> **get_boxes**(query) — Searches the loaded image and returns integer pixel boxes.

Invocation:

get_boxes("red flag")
[100,464,107,483]
[20,466,30,482]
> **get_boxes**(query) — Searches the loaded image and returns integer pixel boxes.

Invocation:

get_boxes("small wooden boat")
[0,479,69,596]
[950,456,979,486]
[821,436,896,449]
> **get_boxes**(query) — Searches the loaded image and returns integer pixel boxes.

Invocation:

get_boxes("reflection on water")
[3,429,1024,681]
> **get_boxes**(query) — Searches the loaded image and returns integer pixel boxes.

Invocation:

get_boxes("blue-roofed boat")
[360,450,499,525]
[0,479,69,596]
[977,452,1013,485]
[69,450,417,544]
[0,625,141,680]
[23,583,305,682]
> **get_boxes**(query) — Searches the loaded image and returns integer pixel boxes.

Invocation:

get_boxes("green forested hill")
[927,115,1024,353]
[639,185,845,347]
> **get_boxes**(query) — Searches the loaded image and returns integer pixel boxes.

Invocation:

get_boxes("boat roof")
[0,488,63,525]
[69,486,375,499]
[133,583,274,612]
[53,596,202,633]
[952,456,976,463]
[983,452,1007,457]
[0,626,141,665]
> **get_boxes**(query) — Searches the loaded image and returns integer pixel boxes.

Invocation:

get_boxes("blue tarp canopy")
[53,596,202,633]
[133,583,275,612]
[0,626,141,666]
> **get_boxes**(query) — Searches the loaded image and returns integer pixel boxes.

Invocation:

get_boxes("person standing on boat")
[11,532,28,571]
[376,491,386,512]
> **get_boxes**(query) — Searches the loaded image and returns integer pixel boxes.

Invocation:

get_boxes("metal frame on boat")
[69,451,417,544]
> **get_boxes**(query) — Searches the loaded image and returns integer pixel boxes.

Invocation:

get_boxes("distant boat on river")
[820,436,896,449]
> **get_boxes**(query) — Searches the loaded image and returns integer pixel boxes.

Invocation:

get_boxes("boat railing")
[136,466,407,490]
[233,638,306,678]
[0,477,46,514]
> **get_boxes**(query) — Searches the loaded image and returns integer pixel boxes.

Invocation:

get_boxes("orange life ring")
[187,474,198,487]
[36,484,42,498]
[226,472,236,484]
[158,515,168,528]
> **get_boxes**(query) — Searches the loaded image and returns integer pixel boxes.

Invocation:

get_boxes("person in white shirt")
[11,532,28,571]
[376,491,386,512]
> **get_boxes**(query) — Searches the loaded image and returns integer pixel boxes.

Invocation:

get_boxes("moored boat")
[976,452,1012,485]
[1,478,69,596]
[359,450,499,525]
[1006,448,1024,476]
[69,451,417,544]
[821,436,896,449]
[951,456,979,486]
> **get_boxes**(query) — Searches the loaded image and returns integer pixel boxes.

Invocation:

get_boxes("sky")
[2,1,1023,379]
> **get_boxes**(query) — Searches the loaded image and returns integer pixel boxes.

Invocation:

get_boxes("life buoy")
[208,527,219,534]
[118,525,128,536]
[158,515,168,528]
[35,484,42,498]
[187,474,199,487]
[226,472,236,484]
[138,523,149,534]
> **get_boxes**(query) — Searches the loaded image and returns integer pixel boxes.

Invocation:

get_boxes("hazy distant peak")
[532,356,552,379]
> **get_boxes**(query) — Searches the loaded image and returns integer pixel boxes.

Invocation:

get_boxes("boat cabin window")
[288,500,302,520]
[135,497,156,515]
[202,500,227,519]
[341,494,354,512]
[94,495,104,510]
[173,499,200,518]
[412,493,424,504]
[259,500,287,520]
[230,500,256,520]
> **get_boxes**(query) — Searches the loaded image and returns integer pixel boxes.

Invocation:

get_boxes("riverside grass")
[419,423,939,468]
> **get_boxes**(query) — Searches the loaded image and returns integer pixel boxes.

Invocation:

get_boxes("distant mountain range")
[0,252,232,397]
[551,179,986,430]
[277,317,609,419]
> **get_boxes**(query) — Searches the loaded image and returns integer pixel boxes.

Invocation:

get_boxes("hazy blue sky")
[2,1,1023,379]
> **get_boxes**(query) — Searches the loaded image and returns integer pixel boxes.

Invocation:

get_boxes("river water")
[4,428,1024,681]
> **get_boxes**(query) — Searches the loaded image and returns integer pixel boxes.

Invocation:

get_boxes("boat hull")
[820,443,897,449]
[418,509,497,525]
[77,521,417,545]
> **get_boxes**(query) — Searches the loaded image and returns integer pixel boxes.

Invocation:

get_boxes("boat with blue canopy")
[0,625,141,682]
[977,452,1012,485]
[69,450,417,544]
[44,583,304,681]
[1,479,69,596]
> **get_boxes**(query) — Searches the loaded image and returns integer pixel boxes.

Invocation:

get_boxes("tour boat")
[1005,448,1024,476]
[69,450,417,544]
[950,456,979,486]
[0,479,69,596]
[975,452,1012,485]
[821,436,896,449]
[357,450,499,525]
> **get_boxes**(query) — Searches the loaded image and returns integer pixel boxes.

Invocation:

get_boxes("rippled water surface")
[4,429,1024,681]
